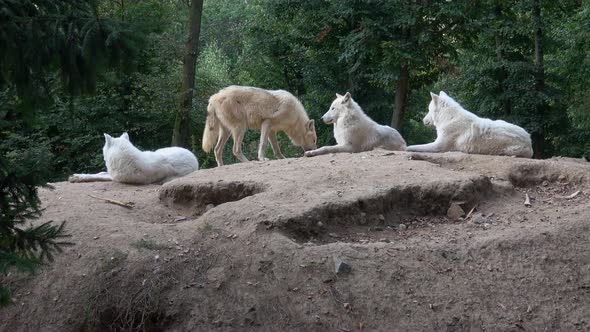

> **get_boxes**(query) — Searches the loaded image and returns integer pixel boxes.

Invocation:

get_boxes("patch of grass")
[82,264,179,331]
[79,304,94,331]
[99,249,128,273]
[131,239,167,251]
[198,222,214,238]
[300,260,323,268]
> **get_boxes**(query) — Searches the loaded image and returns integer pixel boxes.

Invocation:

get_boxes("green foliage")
[0,0,142,306]
[1,88,69,294]
[0,0,187,180]
[546,2,590,158]
[131,239,167,251]
[0,0,144,103]
[0,151,73,304]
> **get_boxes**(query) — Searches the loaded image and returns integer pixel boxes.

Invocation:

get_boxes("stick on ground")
[465,204,478,220]
[555,190,581,200]
[88,194,134,209]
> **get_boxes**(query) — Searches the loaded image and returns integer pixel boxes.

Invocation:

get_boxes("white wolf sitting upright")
[406,91,533,158]
[304,92,406,157]
[202,85,317,167]
[69,133,199,184]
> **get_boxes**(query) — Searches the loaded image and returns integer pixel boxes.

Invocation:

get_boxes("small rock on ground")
[472,213,488,225]
[334,257,352,274]
[447,203,465,221]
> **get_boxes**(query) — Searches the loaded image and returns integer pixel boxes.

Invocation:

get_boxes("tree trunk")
[172,0,204,148]
[532,0,545,158]
[391,63,409,129]
[494,2,512,116]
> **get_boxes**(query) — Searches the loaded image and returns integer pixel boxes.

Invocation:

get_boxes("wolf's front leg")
[68,172,112,183]
[268,131,285,159]
[257,120,271,161]
[304,144,355,157]
[406,141,444,153]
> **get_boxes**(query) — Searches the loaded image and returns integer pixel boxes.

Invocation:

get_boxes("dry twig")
[88,194,134,209]
[555,190,581,200]
[465,204,478,220]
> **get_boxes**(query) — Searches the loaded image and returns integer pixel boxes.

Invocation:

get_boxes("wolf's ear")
[430,92,439,104]
[336,93,343,99]
[439,91,448,98]
[104,133,113,146]
[342,92,351,103]
[307,119,315,132]
[121,132,130,141]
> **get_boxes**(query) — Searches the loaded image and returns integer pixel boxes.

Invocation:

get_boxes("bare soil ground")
[1,151,590,331]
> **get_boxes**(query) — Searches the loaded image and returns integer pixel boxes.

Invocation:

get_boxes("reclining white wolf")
[304,92,406,157]
[202,85,317,167]
[69,133,199,184]
[406,91,533,158]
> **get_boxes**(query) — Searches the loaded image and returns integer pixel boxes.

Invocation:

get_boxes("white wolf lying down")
[406,92,533,158]
[202,85,317,167]
[69,133,199,184]
[304,92,406,157]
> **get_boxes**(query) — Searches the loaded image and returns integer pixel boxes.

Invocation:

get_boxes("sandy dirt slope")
[1,151,589,331]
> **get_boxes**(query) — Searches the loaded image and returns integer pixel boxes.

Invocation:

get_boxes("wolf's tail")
[202,102,219,153]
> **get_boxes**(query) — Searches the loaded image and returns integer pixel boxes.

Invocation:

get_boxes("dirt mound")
[159,151,498,244]
[1,151,589,331]
[409,152,590,187]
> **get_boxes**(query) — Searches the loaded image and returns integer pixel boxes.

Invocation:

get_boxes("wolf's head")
[423,92,439,127]
[322,92,354,124]
[423,91,455,127]
[103,133,132,162]
[296,119,317,151]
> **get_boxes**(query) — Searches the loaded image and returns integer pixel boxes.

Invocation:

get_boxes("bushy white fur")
[69,133,199,184]
[305,92,406,157]
[202,85,317,167]
[406,91,533,158]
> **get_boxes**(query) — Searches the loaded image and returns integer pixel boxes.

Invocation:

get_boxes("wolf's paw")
[258,157,270,161]
[68,174,83,183]
[304,151,315,157]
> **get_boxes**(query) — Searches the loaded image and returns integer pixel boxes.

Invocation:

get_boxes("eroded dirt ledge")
[160,151,499,242]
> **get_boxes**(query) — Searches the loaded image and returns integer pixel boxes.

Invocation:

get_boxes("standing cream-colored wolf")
[406,91,533,158]
[304,92,406,157]
[202,85,317,166]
